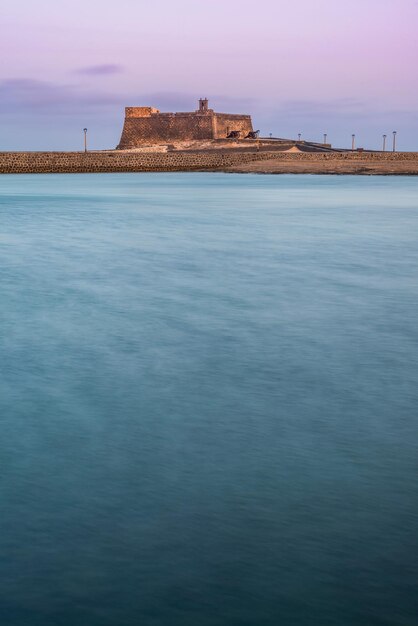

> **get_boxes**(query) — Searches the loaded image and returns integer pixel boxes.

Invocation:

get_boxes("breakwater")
[0,150,417,174]
[0,150,277,174]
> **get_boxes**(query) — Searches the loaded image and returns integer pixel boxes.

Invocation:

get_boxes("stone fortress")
[117,98,256,149]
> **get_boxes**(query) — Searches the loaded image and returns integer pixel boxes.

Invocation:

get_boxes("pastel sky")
[1,0,417,150]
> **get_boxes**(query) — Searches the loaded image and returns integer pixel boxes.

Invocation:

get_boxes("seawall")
[0,150,277,174]
[0,150,418,175]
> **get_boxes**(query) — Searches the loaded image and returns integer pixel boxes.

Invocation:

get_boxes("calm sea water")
[1,173,418,626]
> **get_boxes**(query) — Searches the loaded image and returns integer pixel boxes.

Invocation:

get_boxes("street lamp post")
[392,131,397,153]
[382,134,387,152]
[352,134,355,151]
[83,128,88,153]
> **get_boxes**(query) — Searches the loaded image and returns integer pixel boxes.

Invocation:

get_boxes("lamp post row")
[83,127,398,152]
[350,131,397,152]
[310,131,397,151]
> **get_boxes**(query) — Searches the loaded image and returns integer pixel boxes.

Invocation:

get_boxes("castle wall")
[117,106,254,148]
[117,113,214,148]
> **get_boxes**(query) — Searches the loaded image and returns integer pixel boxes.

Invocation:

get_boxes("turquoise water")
[1,173,418,626]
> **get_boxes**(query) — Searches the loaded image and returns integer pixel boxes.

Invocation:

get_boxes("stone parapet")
[125,107,160,118]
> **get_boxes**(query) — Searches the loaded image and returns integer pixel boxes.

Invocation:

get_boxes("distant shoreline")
[224,156,418,176]
[0,150,417,176]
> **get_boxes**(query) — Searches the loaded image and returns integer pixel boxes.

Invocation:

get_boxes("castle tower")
[198,98,209,113]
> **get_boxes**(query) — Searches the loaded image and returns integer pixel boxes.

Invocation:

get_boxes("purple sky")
[1,0,417,150]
